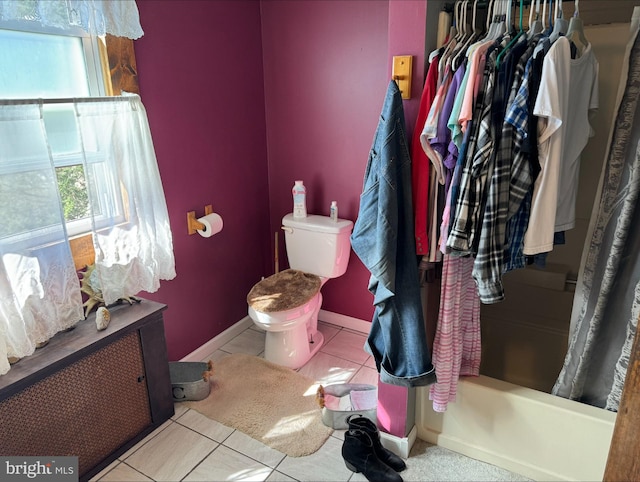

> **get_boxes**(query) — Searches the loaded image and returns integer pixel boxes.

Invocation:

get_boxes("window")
[0,0,174,378]
[0,24,124,246]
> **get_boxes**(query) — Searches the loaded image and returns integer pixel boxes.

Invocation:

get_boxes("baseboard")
[181,310,369,362]
[180,316,254,362]
[319,309,370,334]
[379,424,417,459]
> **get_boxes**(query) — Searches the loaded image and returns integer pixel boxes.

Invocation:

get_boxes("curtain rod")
[0,95,139,105]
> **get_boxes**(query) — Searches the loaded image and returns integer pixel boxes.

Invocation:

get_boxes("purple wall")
[134,0,428,440]
[134,0,271,361]
[388,0,429,139]
[260,0,388,321]
[134,1,426,405]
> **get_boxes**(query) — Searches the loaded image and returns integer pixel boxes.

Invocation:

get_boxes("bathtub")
[320,281,617,481]
[416,263,617,481]
[416,375,616,481]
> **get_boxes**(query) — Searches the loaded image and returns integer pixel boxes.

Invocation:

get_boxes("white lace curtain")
[0,0,143,39]
[0,95,175,375]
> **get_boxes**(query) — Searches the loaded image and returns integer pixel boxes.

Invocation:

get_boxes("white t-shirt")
[524,37,599,255]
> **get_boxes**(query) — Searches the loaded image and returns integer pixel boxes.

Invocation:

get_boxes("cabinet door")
[0,331,152,477]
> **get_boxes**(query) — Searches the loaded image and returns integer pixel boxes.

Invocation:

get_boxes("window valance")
[0,0,143,39]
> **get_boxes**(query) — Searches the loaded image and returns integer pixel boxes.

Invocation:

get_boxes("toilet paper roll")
[197,213,223,238]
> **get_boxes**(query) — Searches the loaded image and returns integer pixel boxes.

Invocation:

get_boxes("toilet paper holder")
[187,204,213,235]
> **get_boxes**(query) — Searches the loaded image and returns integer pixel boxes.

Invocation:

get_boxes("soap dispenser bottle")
[330,201,338,221]
[292,180,307,219]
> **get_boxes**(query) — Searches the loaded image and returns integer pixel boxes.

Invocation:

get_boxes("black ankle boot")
[342,429,403,482]
[347,415,407,472]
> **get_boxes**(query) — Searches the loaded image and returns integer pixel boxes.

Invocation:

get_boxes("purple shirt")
[430,62,465,195]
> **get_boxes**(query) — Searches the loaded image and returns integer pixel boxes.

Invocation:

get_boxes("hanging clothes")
[471,35,531,303]
[524,36,599,255]
[412,0,600,411]
[429,254,481,412]
[351,80,437,388]
[446,44,500,256]
[412,54,440,256]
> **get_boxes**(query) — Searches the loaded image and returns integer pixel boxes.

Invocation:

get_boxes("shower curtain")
[553,10,640,411]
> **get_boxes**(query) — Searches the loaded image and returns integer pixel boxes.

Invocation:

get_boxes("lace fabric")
[0,0,144,39]
[0,95,175,375]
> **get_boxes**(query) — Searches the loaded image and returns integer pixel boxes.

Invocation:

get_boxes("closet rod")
[444,0,533,9]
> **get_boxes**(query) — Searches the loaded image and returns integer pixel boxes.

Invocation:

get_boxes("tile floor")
[91,321,528,482]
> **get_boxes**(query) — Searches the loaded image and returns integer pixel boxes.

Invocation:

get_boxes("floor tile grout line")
[102,460,153,482]
[177,441,226,482]
[116,419,174,464]
[174,412,291,476]
[173,409,233,446]
[218,439,285,473]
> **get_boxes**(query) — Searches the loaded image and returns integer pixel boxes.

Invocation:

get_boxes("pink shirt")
[459,40,494,133]
[429,255,481,412]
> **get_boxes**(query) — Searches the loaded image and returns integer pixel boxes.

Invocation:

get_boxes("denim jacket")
[351,81,437,387]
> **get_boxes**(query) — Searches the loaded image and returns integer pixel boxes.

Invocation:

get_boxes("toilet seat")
[247,269,321,313]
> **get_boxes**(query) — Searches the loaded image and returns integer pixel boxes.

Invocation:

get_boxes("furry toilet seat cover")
[247,269,321,313]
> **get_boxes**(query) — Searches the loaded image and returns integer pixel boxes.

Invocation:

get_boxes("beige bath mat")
[183,353,332,457]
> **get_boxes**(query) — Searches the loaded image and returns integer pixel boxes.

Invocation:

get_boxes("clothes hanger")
[527,0,543,39]
[453,0,482,68]
[438,0,464,75]
[540,0,547,31]
[491,0,507,40]
[439,1,462,56]
[503,0,513,35]
[485,0,503,40]
[460,0,470,40]
[449,0,470,68]
[533,0,553,57]
[566,0,588,51]
[454,0,465,42]
[485,0,494,35]
[549,0,569,42]
[483,0,496,40]
[496,0,525,68]
[543,0,554,35]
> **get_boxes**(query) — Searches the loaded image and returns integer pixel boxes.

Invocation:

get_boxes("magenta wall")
[388,0,429,138]
[133,0,427,400]
[133,0,428,439]
[134,0,271,361]
[260,0,388,321]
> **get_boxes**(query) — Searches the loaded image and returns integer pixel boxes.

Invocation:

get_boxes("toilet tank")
[282,213,353,278]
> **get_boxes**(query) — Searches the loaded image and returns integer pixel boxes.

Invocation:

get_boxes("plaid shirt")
[506,35,542,218]
[446,46,498,255]
[472,37,534,303]
[504,38,544,272]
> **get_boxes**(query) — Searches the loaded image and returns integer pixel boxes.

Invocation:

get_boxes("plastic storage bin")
[316,383,377,429]
[169,361,213,402]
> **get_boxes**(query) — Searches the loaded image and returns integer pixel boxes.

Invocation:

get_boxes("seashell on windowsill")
[96,306,111,331]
